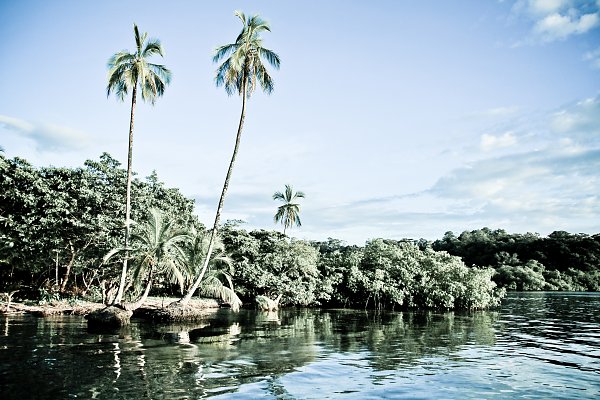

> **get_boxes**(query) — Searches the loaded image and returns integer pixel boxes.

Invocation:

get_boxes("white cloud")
[0,114,91,152]
[529,0,568,15]
[481,132,518,151]
[512,0,600,43]
[534,12,599,41]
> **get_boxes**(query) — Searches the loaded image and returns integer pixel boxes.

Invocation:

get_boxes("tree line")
[2,153,598,310]
[432,229,600,291]
[2,13,596,312]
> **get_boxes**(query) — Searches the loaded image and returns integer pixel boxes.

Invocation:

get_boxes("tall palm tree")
[273,184,305,235]
[107,24,171,305]
[181,11,280,304]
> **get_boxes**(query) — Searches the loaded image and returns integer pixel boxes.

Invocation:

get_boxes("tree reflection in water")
[0,308,498,399]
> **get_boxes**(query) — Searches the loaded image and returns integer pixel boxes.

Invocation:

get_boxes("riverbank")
[0,296,221,318]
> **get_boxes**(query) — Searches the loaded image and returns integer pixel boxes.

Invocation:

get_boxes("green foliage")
[433,228,600,291]
[220,229,503,310]
[344,239,503,310]
[225,229,320,306]
[3,152,595,311]
[38,288,61,304]
[0,153,196,297]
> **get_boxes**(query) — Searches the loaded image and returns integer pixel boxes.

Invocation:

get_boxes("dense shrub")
[344,239,503,310]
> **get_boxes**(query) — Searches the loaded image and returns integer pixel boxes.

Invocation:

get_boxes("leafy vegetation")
[432,228,600,291]
[2,153,599,311]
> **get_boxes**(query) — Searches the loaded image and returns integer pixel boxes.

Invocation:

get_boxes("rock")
[85,305,133,328]
[148,302,214,322]
[256,294,282,311]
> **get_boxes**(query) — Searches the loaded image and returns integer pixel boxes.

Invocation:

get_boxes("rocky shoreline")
[0,296,222,320]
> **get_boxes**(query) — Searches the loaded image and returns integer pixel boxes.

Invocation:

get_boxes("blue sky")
[1,0,599,244]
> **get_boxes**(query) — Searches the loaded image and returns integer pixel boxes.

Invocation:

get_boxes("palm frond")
[234,10,246,25]
[102,246,127,264]
[258,47,280,69]
[199,274,242,311]
[255,63,274,94]
[213,43,238,63]
[143,39,163,57]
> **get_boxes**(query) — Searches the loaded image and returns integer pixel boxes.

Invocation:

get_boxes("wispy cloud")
[511,0,600,43]
[481,132,518,152]
[0,114,91,152]
[296,95,600,243]
[583,46,600,69]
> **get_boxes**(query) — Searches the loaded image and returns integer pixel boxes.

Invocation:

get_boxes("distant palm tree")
[273,185,305,235]
[107,24,171,305]
[181,11,280,304]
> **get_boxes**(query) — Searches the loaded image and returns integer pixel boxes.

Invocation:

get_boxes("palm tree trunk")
[114,85,137,305]
[59,241,76,293]
[181,77,248,304]
[125,269,153,311]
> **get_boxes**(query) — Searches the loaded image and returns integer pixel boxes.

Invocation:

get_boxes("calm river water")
[1,292,599,399]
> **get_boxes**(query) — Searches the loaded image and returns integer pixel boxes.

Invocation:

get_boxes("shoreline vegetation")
[1,152,599,324]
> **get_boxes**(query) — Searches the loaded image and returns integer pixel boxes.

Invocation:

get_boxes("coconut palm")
[180,227,242,311]
[107,24,171,304]
[103,208,187,310]
[273,184,305,235]
[181,11,280,304]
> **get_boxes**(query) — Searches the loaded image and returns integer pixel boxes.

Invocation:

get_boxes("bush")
[345,239,503,310]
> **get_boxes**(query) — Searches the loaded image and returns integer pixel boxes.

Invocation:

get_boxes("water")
[1,292,599,399]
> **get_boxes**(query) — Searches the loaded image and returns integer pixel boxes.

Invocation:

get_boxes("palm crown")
[273,184,305,234]
[107,24,171,103]
[213,11,280,97]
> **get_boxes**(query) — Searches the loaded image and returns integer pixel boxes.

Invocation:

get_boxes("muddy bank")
[1,300,104,317]
[1,296,221,319]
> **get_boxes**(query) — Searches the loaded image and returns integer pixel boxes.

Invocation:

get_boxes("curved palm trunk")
[114,85,137,305]
[181,78,248,304]
[124,270,153,311]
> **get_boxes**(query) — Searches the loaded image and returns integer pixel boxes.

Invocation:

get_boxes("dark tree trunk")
[181,77,248,304]
[60,241,76,293]
[114,84,137,305]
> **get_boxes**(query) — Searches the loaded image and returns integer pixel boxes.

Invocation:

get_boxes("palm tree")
[182,227,242,311]
[181,11,280,304]
[103,208,188,310]
[107,24,171,305]
[273,184,305,235]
